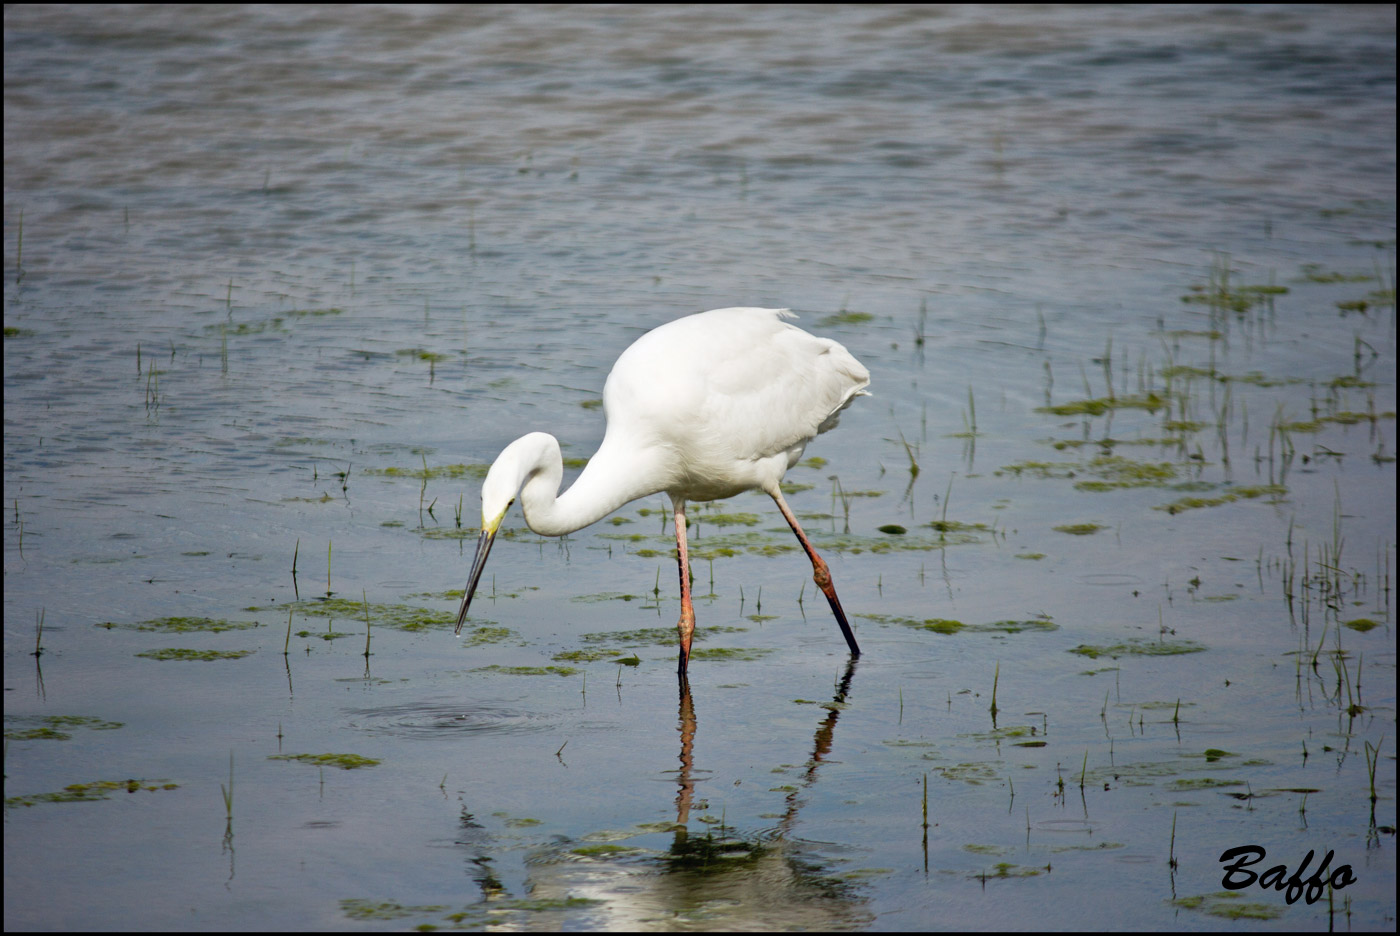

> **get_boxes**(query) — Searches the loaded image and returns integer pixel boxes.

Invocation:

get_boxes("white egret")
[455,307,870,674]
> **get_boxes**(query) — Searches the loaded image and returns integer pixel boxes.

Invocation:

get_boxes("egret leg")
[769,488,861,657]
[672,497,696,675]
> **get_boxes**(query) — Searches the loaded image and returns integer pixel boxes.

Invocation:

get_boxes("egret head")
[453,455,521,635]
[455,435,559,634]
[454,500,510,635]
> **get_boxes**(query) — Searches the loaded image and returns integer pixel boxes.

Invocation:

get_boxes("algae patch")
[1069,639,1206,659]
[4,715,124,741]
[97,616,262,633]
[1155,484,1286,514]
[264,598,453,632]
[688,647,774,662]
[6,778,179,807]
[137,648,253,661]
[269,753,381,770]
[340,900,451,922]
[473,665,580,677]
[1053,523,1107,536]
[1169,893,1284,921]
[859,613,1057,635]
[1036,393,1168,417]
[459,625,517,646]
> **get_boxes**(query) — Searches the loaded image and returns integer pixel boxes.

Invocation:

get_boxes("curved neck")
[515,432,666,536]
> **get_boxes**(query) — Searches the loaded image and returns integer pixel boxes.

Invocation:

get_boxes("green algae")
[688,647,774,662]
[818,310,874,326]
[340,900,450,922]
[97,616,262,633]
[1069,639,1206,659]
[931,762,1001,785]
[998,460,1077,479]
[136,648,254,661]
[571,843,642,857]
[1053,523,1106,535]
[581,625,746,645]
[285,307,344,318]
[1071,455,1177,490]
[4,715,124,741]
[1049,437,1187,450]
[1300,264,1374,283]
[459,625,517,645]
[6,778,179,807]
[473,665,580,677]
[1343,618,1381,632]
[1170,893,1284,921]
[1167,777,1247,791]
[552,648,637,663]
[976,862,1047,879]
[269,753,380,770]
[859,613,1057,635]
[263,598,453,632]
[702,512,762,527]
[365,462,489,481]
[1154,484,1286,513]
[570,591,648,603]
[394,348,451,364]
[1036,392,1168,417]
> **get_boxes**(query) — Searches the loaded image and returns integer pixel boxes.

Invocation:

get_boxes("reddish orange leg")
[672,497,696,675]
[770,489,861,657]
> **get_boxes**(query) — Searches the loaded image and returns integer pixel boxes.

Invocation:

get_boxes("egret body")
[455,307,869,674]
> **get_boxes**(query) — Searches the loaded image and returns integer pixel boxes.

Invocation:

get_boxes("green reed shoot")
[220,751,234,819]
[1101,335,1114,401]
[830,476,852,531]
[922,772,929,832]
[362,590,372,659]
[1363,737,1382,804]
[897,428,919,477]
[989,661,999,719]
[1169,810,1178,869]
[935,472,954,540]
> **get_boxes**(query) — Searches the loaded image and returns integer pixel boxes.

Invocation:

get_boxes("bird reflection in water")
[505,662,871,929]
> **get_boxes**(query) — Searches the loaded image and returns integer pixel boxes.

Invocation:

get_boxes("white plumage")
[456,307,869,674]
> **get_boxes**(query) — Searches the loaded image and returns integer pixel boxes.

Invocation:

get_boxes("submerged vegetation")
[4,715,124,741]
[97,616,262,633]
[1068,639,1207,659]
[5,241,1392,930]
[268,753,380,770]
[6,779,180,807]
[136,648,254,661]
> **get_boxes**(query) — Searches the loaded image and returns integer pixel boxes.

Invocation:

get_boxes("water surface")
[4,4,1395,930]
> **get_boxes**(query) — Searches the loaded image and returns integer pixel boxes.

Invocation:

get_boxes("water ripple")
[345,698,558,738]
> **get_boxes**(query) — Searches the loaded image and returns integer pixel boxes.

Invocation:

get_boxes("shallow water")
[3,4,1396,931]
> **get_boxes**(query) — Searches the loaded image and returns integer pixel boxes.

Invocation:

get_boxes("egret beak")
[454,525,497,634]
